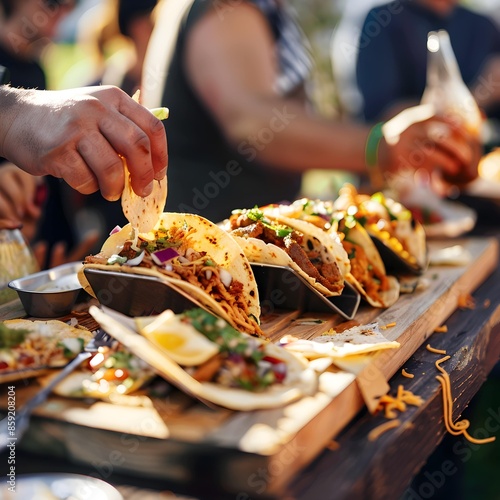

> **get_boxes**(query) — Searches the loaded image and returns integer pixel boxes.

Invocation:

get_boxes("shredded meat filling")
[343,241,389,303]
[229,214,343,293]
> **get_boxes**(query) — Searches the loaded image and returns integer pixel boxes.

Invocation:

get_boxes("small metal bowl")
[8,262,85,317]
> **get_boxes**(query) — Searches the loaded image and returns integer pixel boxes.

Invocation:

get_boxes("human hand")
[0,164,43,241]
[0,85,168,201]
[380,105,482,188]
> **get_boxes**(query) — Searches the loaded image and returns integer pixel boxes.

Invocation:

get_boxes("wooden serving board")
[1,236,498,496]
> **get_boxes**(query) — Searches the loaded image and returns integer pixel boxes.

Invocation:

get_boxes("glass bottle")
[421,30,483,187]
[0,221,39,305]
[421,30,483,137]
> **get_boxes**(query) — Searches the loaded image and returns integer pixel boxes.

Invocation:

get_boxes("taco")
[280,321,400,359]
[121,154,167,234]
[332,184,427,273]
[44,345,155,400]
[224,206,350,297]
[332,216,400,307]
[0,319,93,383]
[89,306,318,411]
[259,199,400,307]
[79,213,262,336]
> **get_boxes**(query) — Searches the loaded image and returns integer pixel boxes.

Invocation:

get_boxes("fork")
[0,328,114,450]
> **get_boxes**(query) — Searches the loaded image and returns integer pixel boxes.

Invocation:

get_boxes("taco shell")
[333,184,427,272]
[260,200,399,307]
[89,306,318,411]
[79,213,261,335]
[281,322,400,359]
[330,221,400,308]
[227,208,350,297]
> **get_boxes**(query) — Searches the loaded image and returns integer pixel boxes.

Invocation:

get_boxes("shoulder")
[361,1,407,32]
[186,0,273,46]
[453,5,500,33]
[187,0,270,27]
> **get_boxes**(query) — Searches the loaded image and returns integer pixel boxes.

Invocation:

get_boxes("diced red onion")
[152,247,179,266]
[109,225,122,235]
[126,251,145,266]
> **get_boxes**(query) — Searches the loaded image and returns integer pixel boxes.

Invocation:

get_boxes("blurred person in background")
[63,0,159,244]
[0,0,161,269]
[354,0,500,123]
[0,0,74,86]
[351,0,500,227]
[0,0,88,268]
[103,0,158,95]
[74,0,158,95]
[141,0,482,223]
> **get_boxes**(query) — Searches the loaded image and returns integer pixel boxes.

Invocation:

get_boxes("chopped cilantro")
[183,309,264,363]
[247,207,265,222]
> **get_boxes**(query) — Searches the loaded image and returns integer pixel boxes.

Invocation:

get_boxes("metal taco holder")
[83,264,360,321]
[83,268,213,317]
[369,236,428,276]
[250,263,360,320]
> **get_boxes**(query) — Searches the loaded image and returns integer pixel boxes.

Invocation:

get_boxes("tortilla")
[79,213,262,336]
[44,347,155,400]
[261,199,400,308]
[89,306,318,411]
[0,319,93,383]
[330,218,400,308]
[121,156,168,233]
[333,184,427,272]
[225,207,350,297]
[280,322,400,359]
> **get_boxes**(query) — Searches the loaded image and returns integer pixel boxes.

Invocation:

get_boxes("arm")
[0,85,168,201]
[184,2,479,183]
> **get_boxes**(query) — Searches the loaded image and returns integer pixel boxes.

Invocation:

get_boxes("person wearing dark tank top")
[161,0,306,222]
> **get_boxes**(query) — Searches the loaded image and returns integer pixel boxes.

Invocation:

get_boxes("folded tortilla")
[261,199,400,307]
[225,207,350,297]
[89,306,318,411]
[79,213,262,336]
[333,184,427,272]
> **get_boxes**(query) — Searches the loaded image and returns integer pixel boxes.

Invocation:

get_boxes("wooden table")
[1,236,500,500]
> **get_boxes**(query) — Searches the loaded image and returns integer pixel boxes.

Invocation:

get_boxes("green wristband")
[365,122,384,168]
[365,122,385,189]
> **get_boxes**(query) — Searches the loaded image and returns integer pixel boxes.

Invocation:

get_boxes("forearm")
[0,86,29,162]
[224,97,371,174]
